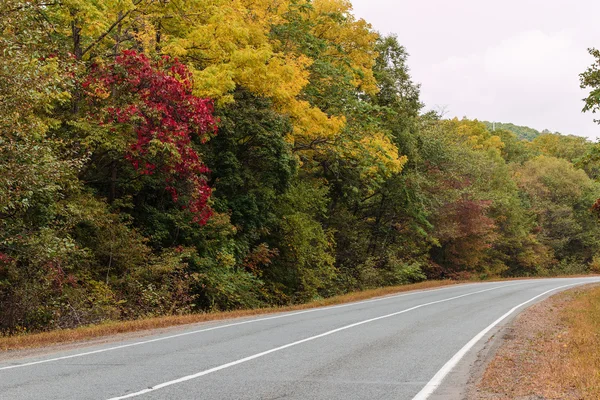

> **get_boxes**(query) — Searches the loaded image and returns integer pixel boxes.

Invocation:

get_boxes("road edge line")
[411,280,600,400]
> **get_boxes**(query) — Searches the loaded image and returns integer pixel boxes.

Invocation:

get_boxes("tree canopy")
[1,0,599,334]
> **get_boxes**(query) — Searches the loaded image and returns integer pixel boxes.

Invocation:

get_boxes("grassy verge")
[0,280,466,353]
[559,285,600,399]
[475,283,600,400]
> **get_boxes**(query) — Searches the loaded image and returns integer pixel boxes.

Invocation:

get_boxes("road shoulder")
[466,283,600,400]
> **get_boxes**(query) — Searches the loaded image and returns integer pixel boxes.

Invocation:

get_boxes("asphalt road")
[1,277,598,400]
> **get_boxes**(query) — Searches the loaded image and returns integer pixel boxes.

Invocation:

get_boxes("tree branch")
[81,0,144,57]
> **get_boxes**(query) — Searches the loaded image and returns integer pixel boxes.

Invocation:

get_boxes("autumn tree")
[81,50,217,225]
[515,156,600,273]
[0,3,194,332]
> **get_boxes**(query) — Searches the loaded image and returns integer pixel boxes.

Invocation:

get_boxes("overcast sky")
[350,0,600,139]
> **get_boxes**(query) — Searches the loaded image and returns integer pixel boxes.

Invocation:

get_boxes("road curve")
[1,277,597,400]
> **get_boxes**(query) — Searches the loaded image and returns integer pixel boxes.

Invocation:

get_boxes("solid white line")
[411,280,600,400]
[105,283,523,399]
[0,281,494,371]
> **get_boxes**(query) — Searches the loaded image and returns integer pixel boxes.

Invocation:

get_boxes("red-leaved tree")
[83,50,217,224]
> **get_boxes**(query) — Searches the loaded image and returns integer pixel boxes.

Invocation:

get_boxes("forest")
[2,0,600,335]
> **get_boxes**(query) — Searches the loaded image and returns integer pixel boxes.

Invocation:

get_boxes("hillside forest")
[3,0,600,334]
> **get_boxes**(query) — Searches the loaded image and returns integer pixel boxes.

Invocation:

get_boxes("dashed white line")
[105,283,522,399]
[0,282,491,371]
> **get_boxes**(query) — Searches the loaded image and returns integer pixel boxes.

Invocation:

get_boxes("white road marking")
[105,283,523,399]
[411,280,600,400]
[0,281,494,371]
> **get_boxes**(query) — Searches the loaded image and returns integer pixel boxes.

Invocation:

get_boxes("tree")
[515,156,600,273]
[0,4,195,332]
[581,48,600,125]
[530,133,592,164]
[81,50,217,225]
[481,121,541,141]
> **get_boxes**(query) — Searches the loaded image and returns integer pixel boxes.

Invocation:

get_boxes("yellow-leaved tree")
[44,0,396,168]
[151,0,382,154]
[443,118,505,157]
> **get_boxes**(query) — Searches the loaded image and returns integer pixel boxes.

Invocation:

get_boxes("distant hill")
[482,121,541,141]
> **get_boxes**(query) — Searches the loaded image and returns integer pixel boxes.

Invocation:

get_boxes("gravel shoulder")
[466,283,600,400]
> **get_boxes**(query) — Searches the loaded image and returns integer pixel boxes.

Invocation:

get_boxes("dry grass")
[0,279,465,353]
[559,285,600,399]
[474,283,600,400]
